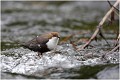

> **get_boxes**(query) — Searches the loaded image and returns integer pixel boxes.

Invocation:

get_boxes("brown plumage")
[22,32,60,55]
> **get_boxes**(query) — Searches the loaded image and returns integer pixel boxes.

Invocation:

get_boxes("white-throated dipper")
[22,32,60,56]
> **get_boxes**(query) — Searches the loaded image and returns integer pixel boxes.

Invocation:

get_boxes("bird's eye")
[53,34,57,37]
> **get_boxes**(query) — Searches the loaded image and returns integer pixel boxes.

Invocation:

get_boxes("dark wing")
[22,36,49,51]
[36,36,49,44]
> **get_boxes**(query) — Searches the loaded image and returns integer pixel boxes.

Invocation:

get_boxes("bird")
[21,32,60,56]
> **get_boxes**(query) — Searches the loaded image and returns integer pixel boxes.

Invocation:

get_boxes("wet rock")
[1,43,119,79]
[96,65,119,79]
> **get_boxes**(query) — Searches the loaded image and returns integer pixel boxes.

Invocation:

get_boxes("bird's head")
[43,32,60,39]
[50,32,60,38]
[45,32,60,50]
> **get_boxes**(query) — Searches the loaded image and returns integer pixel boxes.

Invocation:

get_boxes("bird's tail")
[13,40,26,47]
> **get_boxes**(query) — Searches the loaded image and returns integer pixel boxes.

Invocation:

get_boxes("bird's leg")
[52,49,61,55]
[37,52,43,58]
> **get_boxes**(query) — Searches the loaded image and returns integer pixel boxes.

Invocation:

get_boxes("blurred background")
[1,1,118,50]
[1,1,119,79]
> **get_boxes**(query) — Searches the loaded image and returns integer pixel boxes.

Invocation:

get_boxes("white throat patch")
[46,37,59,50]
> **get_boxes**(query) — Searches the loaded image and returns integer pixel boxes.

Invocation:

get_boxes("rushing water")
[1,1,119,79]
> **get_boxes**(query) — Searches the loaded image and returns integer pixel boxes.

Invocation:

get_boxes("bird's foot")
[37,52,43,58]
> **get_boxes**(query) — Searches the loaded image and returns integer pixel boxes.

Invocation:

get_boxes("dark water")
[1,1,119,79]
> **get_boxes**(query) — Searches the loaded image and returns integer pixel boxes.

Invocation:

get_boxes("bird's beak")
[58,36,60,38]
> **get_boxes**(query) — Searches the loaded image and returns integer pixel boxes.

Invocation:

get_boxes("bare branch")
[77,0,119,50]
[70,40,78,50]
[107,0,119,12]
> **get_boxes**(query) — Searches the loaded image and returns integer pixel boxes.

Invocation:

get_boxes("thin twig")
[99,29,110,46]
[107,0,119,17]
[107,0,119,12]
[60,34,74,44]
[70,40,78,50]
[77,0,119,50]
[115,34,120,46]
[101,44,119,60]
[106,44,119,55]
